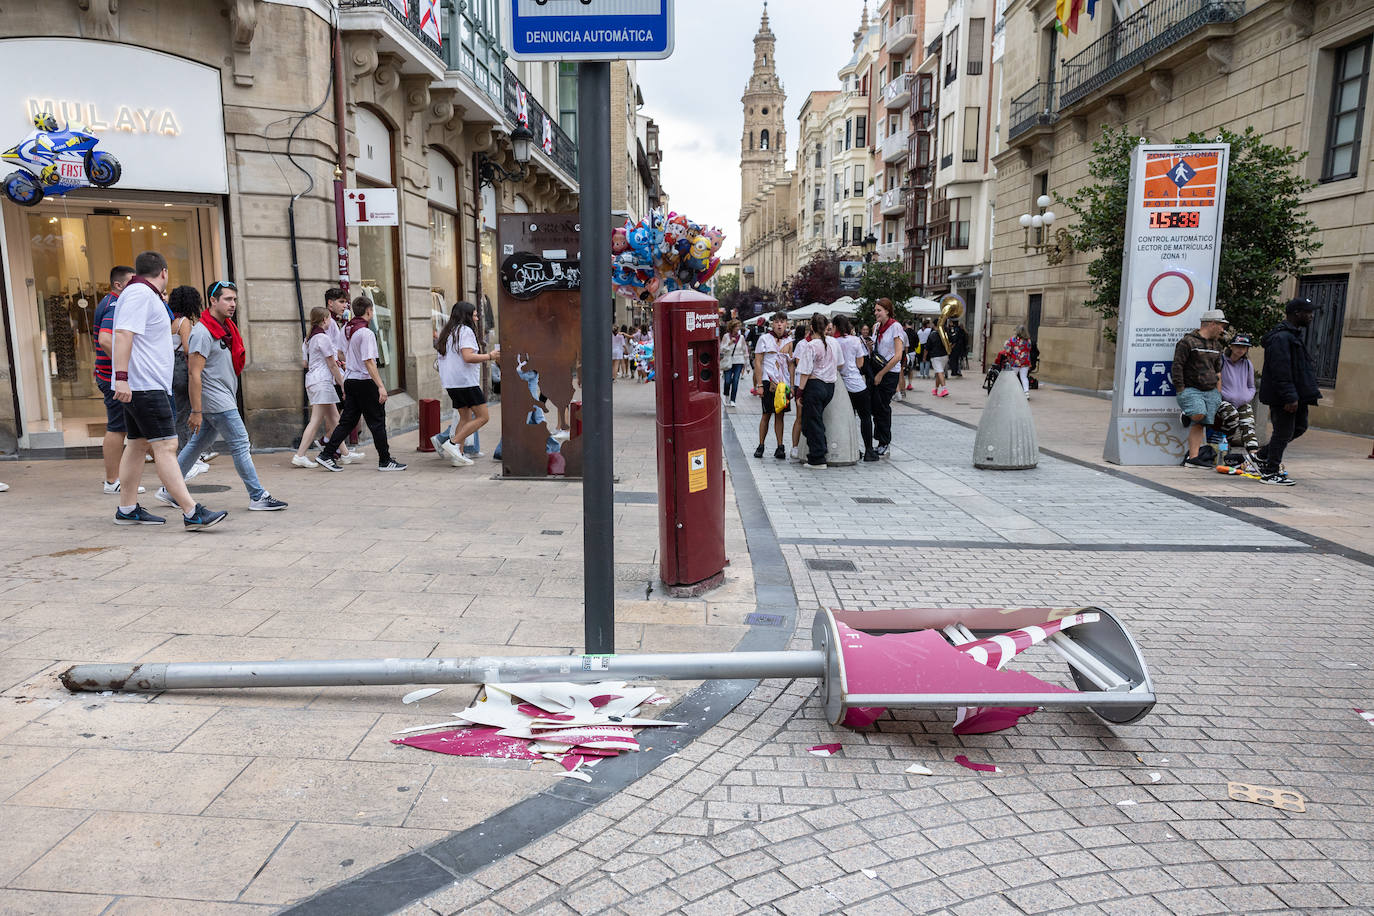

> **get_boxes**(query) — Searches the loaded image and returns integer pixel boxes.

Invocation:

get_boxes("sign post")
[1104,142,1230,465]
[506,0,675,655]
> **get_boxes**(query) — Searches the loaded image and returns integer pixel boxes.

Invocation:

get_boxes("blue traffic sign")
[504,0,675,61]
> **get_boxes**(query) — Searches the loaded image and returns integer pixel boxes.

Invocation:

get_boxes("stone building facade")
[0,0,576,453]
[993,0,1374,434]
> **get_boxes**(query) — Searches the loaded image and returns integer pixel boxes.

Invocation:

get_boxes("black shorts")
[123,389,177,442]
[97,379,126,434]
[760,381,790,416]
[446,386,487,409]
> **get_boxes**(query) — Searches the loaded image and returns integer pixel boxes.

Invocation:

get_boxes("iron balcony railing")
[1009,81,1057,140]
[350,0,443,58]
[1059,0,1245,109]
[503,67,579,180]
[442,0,504,107]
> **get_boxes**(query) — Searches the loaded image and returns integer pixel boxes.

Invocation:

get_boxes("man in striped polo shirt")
[93,265,141,495]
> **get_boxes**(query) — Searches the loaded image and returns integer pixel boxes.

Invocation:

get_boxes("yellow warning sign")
[688,448,708,493]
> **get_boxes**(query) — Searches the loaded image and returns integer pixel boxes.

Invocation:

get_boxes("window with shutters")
[967,19,985,75]
[1322,37,1371,182]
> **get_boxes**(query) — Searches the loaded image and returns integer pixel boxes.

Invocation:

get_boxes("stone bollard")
[973,369,1039,469]
[824,384,861,467]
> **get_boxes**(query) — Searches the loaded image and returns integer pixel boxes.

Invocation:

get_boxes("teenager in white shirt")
[316,297,405,471]
[870,298,906,457]
[751,312,791,459]
[292,307,349,468]
[431,301,498,467]
[722,319,751,407]
[795,314,843,468]
[833,315,878,461]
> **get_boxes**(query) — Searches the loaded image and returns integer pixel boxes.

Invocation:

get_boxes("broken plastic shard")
[1116,799,1138,806]
[1357,708,1374,728]
[953,755,1000,773]
[391,727,543,760]
[1227,781,1306,812]
[904,763,933,776]
[401,687,444,705]
[860,868,878,879]
[392,721,468,735]
[808,743,843,757]
[1149,772,1162,783]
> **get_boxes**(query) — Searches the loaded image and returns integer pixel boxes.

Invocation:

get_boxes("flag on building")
[1067,0,1085,32]
[388,0,409,20]
[1086,0,1099,19]
[419,0,442,45]
[543,115,553,155]
[516,86,529,127]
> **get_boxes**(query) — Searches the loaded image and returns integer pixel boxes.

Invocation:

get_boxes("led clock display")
[1147,210,1201,229]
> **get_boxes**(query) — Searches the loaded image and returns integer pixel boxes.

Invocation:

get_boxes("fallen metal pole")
[60,651,828,694]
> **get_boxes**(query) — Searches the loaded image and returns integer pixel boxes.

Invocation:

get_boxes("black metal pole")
[579,61,614,654]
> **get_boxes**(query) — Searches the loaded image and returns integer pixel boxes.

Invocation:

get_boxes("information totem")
[497,213,583,478]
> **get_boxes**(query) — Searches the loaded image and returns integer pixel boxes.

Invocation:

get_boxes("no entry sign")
[503,0,675,61]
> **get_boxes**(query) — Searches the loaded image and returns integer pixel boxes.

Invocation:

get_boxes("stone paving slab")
[0,382,761,912]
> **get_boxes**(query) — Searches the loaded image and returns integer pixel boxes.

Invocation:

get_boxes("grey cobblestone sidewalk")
[409,406,1374,916]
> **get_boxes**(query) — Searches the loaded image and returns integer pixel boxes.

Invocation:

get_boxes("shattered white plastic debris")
[904,763,933,776]
[402,687,445,705]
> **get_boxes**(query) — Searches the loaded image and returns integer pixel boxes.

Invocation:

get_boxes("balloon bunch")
[611,208,726,301]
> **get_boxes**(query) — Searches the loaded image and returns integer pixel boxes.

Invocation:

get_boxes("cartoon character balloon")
[610,208,726,303]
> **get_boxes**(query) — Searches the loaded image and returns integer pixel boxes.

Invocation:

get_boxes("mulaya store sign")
[0,38,228,195]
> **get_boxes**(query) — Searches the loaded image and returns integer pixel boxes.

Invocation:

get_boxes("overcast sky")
[636,2,872,259]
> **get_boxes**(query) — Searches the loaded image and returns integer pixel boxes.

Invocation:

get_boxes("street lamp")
[1018,193,1071,263]
[478,125,535,187]
[861,232,879,262]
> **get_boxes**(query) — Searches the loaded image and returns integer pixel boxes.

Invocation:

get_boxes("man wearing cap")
[1171,309,1227,469]
[1255,297,1322,484]
[1211,333,1260,458]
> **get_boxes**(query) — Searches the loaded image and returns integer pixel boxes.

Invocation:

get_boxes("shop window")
[1322,37,1371,182]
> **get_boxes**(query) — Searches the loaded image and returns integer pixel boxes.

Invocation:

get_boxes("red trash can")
[418,397,440,451]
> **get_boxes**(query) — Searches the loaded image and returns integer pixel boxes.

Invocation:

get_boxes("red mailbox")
[654,290,727,591]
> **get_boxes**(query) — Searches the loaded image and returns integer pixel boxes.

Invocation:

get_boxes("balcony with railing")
[1058,0,1245,109]
[440,1,505,110]
[503,67,578,181]
[877,240,903,261]
[927,265,952,287]
[883,73,914,110]
[886,14,917,53]
[342,0,445,77]
[881,130,909,163]
[880,186,908,216]
[1008,82,1057,141]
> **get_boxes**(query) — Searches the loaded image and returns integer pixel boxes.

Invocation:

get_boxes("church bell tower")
[741,3,787,209]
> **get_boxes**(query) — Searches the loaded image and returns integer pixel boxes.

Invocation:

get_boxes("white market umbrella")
[904,295,943,315]
[787,303,831,320]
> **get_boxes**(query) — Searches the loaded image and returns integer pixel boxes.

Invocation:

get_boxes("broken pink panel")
[392,727,543,760]
[809,743,843,756]
[518,704,575,721]
[957,613,1099,669]
[954,754,1000,773]
[837,624,1076,698]
[952,706,1039,735]
[1357,708,1374,728]
[590,695,623,708]
[841,707,886,729]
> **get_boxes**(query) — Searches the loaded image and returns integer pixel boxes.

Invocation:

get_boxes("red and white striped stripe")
[1358,708,1374,728]
[958,612,1100,670]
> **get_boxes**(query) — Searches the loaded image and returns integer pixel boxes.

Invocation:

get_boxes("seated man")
[1172,309,1226,469]
[1209,333,1260,462]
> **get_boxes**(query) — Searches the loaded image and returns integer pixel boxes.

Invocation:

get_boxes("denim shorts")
[97,379,126,434]
[1177,387,1222,424]
[123,389,177,442]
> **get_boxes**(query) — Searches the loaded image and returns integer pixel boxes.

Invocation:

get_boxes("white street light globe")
[1030,215,1044,228]
[1018,214,1033,228]
[1042,210,1056,225]
[1036,194,1051,209]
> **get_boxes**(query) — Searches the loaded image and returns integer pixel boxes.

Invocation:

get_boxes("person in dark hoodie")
[1255,297,1321,485]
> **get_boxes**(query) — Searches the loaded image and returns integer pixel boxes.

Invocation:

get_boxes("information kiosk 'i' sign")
[503,0,675,62]
[1104,142,1230,466]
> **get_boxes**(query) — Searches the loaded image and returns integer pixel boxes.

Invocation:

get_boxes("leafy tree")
[784,249,843,307]
[713,270,739,300]
[854,260,917,327]
[1061,125,1320,341]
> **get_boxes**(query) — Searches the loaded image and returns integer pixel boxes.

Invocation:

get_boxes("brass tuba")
[937,293,965,353]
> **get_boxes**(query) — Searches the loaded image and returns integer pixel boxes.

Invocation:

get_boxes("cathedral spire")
[854,1,870,46]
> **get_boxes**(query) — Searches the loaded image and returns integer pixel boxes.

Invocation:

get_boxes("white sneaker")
[154,486,178,507]
[144,454,154,463]
[441,439,473,466]
[430,433,448,455]
[789,446,799,460]
[103,480,146,495]
[340,453,359,465]
[348,448,366,459]
[0,482,9,492]
[291,455,317,468]
[185,460,210,481]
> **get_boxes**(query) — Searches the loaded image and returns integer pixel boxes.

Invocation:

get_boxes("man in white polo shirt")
[315,296,406,472]
[752,312,791,460]
[109,250,227,530]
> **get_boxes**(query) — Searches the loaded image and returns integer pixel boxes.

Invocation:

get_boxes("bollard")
[973,370,1039,469]
[418,397,440,452]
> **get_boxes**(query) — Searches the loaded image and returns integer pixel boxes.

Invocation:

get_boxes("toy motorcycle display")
[2,124,122,208]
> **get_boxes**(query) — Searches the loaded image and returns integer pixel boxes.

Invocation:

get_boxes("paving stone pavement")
[408,398,1374,916]
[0,382,762,913]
